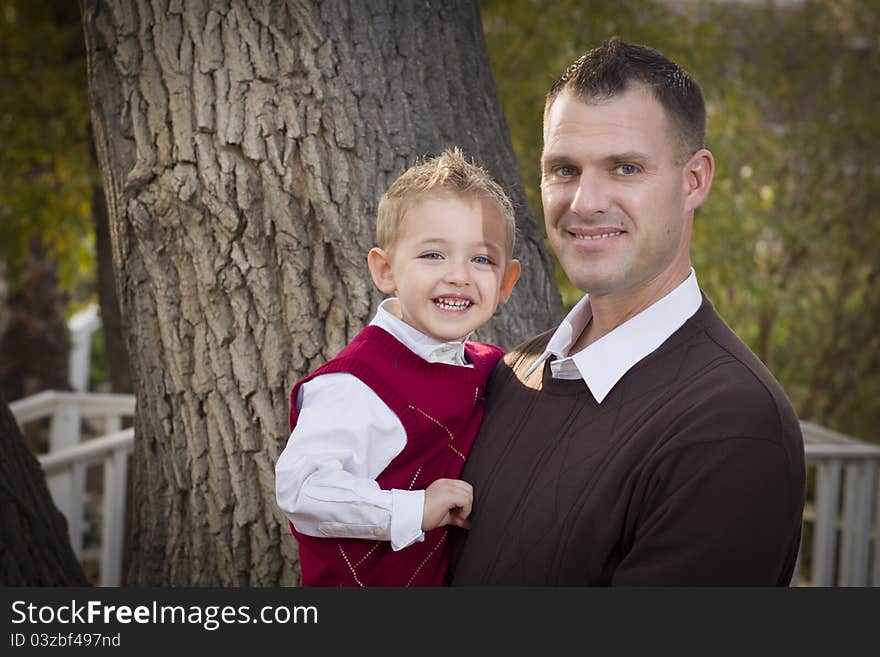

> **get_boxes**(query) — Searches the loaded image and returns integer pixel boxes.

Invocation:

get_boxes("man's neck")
[570,267,691,355]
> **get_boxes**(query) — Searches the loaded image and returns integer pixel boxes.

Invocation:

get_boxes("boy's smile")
[368,193,520,343]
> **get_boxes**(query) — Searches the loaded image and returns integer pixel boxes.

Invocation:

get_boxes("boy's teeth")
[435,298,471,310]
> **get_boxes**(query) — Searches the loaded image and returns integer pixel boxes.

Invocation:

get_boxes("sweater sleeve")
[612,436,803,586]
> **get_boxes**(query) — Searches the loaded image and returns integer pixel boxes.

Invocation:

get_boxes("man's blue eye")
[558,166,577,177]
[616,164,639,175]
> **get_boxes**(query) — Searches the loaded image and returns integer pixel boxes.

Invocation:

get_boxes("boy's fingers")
[449,510,471,529]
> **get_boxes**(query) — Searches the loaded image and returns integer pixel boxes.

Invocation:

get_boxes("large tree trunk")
[81,0,560,585]
[91,125,134,395]
[0,395,89,585]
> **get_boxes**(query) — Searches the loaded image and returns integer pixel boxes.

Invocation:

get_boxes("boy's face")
[368,194,520,342]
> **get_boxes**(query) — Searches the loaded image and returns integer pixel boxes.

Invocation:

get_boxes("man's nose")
[570,172,610,218]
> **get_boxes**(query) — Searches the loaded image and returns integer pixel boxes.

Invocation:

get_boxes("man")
[450,37,806,585]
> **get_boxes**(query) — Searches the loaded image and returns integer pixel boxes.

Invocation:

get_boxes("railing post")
[873,473,880,587]
[101,447,129,587]
[48,401,83,557]
[105,415,122,435]
[812,460,841,586]
[840,461,876,586]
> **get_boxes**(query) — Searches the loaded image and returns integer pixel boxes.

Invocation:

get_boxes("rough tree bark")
[91,125,134,395]
[81,0,560,585]
[0,395,89,585]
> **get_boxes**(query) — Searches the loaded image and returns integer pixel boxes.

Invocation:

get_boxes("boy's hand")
[421,478,473,531]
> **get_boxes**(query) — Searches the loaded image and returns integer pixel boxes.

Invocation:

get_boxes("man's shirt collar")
[371,298,470,366]
[525,269,702,402]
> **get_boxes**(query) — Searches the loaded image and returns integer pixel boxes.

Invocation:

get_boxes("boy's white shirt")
[274,298,473,551]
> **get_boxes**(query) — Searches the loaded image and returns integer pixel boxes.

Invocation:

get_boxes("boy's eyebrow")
[412,237,447,248]
[413,237,504,251]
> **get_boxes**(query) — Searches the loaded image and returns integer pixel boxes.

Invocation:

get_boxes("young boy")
[275,148,520,587]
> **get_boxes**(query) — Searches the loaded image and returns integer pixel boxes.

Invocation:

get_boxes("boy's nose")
[444,261,471,286]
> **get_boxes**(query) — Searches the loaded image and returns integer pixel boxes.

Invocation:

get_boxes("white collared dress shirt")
[275,299,473,551]
[526,268,703,402]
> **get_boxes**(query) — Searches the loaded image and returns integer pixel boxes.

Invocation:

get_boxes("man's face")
[541,86,699,302]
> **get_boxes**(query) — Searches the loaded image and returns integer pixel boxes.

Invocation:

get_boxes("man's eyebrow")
[540,153,573,169]
[601,151,652,165]
[541,151,654,168]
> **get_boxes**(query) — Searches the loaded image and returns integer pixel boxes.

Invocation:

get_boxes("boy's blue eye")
[472,255,493,266]
[420,252,443,260]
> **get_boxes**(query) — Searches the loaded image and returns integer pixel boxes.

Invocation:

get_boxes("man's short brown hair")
[546,37,706,163]
[377,148,516,256]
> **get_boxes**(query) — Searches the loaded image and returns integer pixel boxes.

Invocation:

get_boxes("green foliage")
[0,0,96,302]
[481,0,880,442]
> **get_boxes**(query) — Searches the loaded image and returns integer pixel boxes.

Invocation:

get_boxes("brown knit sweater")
[450,296,806,586]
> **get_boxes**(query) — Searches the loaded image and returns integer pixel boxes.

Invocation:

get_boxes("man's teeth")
[435,298,472,311]
[573,231,623,240]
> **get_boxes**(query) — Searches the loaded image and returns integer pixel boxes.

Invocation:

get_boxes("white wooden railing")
[9,390,135,587]
[796,421,880,586]
[9,390,880,587]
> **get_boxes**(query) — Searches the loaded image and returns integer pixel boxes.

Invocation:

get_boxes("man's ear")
[498,259,521,304]
[683,148,715,213]
[367,247,396,295]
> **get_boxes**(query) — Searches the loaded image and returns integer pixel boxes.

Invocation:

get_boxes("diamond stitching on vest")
[408,405,454,440]
[353,542,380,568]
[337,543,365,587]
[446,443,466,460]
[408,466,422,490]
[406,531,447,587]
[407,404,466,461]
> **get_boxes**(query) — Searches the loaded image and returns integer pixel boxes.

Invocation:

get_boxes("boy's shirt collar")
[371,298,471,366]
[525,268,702,402]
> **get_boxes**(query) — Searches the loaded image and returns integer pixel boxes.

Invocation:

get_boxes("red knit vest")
[287,325,503,586]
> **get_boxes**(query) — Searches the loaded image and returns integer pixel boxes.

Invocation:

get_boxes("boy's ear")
[499,259,521,304]
[367,247,397,295]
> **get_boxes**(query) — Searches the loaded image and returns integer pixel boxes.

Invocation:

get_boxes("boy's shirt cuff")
[390,489,425,551]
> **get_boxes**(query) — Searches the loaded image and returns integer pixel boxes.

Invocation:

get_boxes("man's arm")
[612,436,804,586]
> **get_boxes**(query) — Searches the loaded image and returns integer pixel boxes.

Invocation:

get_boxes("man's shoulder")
[663,300,802,446]
[687,300,789,400]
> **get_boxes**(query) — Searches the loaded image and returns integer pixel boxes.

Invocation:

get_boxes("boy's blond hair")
[376,148,516,257]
